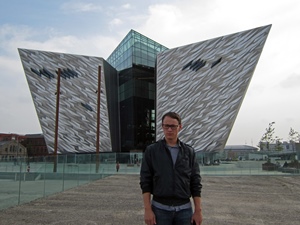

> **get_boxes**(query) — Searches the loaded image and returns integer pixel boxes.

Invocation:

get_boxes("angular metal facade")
[156,25,271,152]
[19,49,119,154]
[19,25,271,154]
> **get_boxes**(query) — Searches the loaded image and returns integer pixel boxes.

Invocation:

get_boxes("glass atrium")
[107,30,168,152]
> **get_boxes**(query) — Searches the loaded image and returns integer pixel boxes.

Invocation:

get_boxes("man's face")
[162,116,182,141]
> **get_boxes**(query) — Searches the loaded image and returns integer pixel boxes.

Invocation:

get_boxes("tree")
[274,136,283,151]
[259,122,275,151]
[288,128,300,152]
[289,128,299,142]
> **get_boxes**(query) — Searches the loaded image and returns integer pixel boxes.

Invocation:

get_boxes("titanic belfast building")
[19,25,271,154]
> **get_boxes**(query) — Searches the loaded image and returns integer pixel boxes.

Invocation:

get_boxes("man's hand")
[191,209,202,225]
[144,208,156,225]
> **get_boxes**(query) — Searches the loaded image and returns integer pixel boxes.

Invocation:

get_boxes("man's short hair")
[162,112,182,124]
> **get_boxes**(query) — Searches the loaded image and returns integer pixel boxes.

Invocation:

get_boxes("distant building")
[20,134,48,159]
[221,145,259,160]
[259,141,298,152]
[0,140,27,162]
[0,133,48,161]
[0,134,27,162]
[257,141,299,161]
[296,143,300,160]
[0,133,26,142]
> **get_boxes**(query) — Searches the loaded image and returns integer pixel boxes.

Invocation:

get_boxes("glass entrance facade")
[107,30,168,152]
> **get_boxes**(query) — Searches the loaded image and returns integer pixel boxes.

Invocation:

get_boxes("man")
[140,112,202,225]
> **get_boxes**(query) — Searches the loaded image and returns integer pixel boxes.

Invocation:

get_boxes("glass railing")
[199,160,300,175]
[0,153,141,211]
[0,153,299,211]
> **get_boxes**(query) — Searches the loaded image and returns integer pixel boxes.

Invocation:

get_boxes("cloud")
[0,25,34,55]
[122,3,131,10]
[138,1,248,48]
[109,18,123,27]
[280,73,300,89]
[135,4,191,48]
[0,23,120,60]
[0,56,22,77]
[61,1,103,13]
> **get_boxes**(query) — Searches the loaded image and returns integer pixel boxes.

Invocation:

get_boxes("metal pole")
[16,136,19,165]
[17,136,19,162]
[96,66,101,173]
[17,160,22,205]
[54,68,61,172]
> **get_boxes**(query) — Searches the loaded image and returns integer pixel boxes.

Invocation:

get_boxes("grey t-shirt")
[167,144,179,165]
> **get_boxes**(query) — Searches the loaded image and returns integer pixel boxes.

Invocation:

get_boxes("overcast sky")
[0,0,299,146]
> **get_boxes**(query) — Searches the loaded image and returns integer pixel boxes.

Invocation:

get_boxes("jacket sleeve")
[190,148,202,197]
[140,146,153,194]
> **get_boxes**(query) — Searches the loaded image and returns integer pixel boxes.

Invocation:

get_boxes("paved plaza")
[0,174,300,224]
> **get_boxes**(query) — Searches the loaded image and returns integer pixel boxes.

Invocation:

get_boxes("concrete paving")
[0,175,299,225]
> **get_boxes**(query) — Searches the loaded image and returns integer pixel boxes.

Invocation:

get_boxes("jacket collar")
[162,138,182,148]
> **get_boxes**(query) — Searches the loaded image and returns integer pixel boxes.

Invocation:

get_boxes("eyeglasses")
[162,124,179,130]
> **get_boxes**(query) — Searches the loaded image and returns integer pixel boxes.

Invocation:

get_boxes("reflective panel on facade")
[19,49,119,154]
[156,25,272,152]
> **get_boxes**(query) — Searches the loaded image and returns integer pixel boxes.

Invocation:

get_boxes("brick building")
[21,134,48,159]
[0,133,48,161]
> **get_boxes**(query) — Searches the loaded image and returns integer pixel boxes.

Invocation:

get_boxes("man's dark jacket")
[140,139,202,206]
